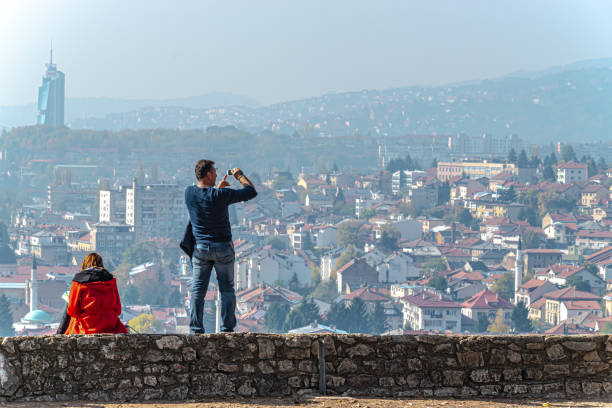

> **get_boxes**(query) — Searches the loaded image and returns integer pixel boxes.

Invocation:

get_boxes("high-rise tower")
[37,46,65,126]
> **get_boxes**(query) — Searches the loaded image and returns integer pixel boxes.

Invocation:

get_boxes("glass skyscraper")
[37,48,65,126]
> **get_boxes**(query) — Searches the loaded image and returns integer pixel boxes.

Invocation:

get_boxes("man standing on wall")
[185,160,257,333]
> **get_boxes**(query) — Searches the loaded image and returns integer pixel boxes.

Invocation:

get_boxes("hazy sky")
[1,0,612,106]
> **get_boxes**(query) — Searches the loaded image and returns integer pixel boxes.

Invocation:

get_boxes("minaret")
[514,240,523,304]
[29,256,38,312]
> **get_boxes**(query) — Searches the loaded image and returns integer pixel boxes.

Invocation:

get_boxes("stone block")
[434,343,454,354]
[278,360,294,372]
[217,363,239,373]
[346,343,374,357]
[502,368,522,381]
[442,370,465,386]
[457,351,484,368]
[563,341,597,351]
[257,339,275,359]
[507,350,521,363]
[543,364,569,378]
[583,381,602,396]
[488,348,505,365]
[583,351,601,362]
[337,358,358,375]
[286,347,310,359]
[546,344,566,361]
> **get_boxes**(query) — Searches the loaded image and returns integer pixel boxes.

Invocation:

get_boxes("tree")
[520,229,540,249]
[325,301,349,330]
[289,272,299,292]
[380,225,400,253]
[128,313,162,333]
[337,220,363,247]
[301,232,314,251]
[266,236,288,251]
[311,279,339,303]
[423,257,446,277]
[120,284,140,305]
[511,301,533,333]
[368,302,388,334]
[597,157,607,173]
[561,144,577,162]
[508,148,517,164]
[499,186,517,202]
[427,276,448,292]
[263,302,290,333]
[517,150,529,167]
[345,298,372,333]
[333,245,361,273]
[542,165,555,181]
[122,241,156,266]
[475,313,490,333]
[285,299,320,330]
[456,208,473,227]
[0,294,14,336]
[492,272,514,300]
[566,276,592,293]
[437,181,450,205]
[601,322,612,334]
[488,309,510,333]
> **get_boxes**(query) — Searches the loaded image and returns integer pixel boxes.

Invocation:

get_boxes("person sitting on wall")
[56,252,128,335]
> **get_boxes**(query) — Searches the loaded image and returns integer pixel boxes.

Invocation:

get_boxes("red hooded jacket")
[62,268,127,335]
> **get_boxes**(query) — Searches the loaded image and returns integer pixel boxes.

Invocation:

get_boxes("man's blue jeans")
[189,241,236,333]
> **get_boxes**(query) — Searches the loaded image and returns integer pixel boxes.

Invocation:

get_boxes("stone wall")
[0,333,612,402]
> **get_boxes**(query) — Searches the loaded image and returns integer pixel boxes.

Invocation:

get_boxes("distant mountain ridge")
[2,58,611,143]
[0,92,262,129]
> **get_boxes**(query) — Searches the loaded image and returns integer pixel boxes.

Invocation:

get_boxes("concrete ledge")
[0,334,611,402]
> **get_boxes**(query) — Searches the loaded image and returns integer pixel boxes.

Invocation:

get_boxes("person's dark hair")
[195,159,215,181]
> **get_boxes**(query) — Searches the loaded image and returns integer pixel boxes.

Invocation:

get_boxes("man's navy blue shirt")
[185,185,257,244]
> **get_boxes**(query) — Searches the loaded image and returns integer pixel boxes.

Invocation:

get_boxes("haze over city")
[2,0,612,106]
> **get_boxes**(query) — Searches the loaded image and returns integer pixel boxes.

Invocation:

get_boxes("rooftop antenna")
[50,40,53,65]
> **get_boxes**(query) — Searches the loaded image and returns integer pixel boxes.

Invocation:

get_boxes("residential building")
[522,249,563,273]
[99,188,126,223]
[30,231,68,265]
[401,291,462,332]
[575,230,612,250]
[336,258,378,293]
[556,161,587,184]
[514,278,559,307]
[125,178,186,241]
[543,287,601,326]
[391,170,426,194]
[90,222,135,264]
[461,288,514,326]
[437,160,517,182]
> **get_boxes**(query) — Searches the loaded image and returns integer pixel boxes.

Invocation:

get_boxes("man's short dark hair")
[195,159,215,181]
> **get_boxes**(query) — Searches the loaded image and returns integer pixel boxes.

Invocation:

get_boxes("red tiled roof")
[461,288,513,310]
[557,161,587,170]
[343,287,389,302]
[562,300,601,311]
[577,230,612,239]
[543,287,601,301]
[401,292,461,309]
[519,278,549,290]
